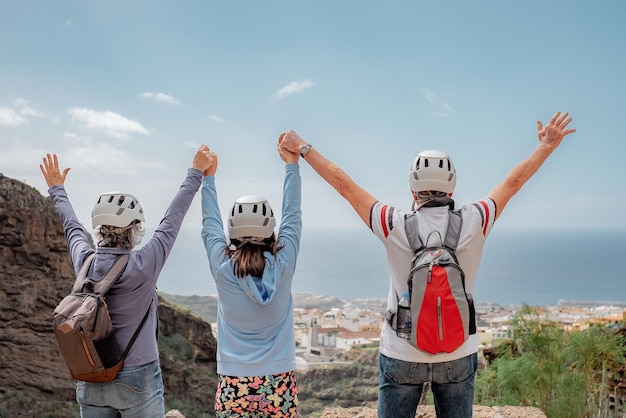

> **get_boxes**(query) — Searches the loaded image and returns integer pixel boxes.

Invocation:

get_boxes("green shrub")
[476,305,626,417]
[159,333,194,361]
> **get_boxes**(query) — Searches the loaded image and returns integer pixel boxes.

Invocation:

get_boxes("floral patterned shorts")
[215,371,299,417]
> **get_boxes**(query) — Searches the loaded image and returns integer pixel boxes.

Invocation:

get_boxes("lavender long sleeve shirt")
[49,168,203,367]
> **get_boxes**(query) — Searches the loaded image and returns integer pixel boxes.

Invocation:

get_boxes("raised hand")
[40,154,71,188]
[537,111,576,149]
[277,133,299,164]
[193,145,218,177]
[278,130,306,154]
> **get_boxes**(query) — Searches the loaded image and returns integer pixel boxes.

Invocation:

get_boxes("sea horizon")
[156,226,626,307]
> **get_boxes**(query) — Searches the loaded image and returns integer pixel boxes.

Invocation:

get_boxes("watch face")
[300,145,311,157]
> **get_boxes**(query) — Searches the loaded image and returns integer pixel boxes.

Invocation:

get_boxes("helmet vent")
[252,204,258,213]
[447,160,452,171]
[438,160,444,168]
[424,159,429,168]
[107,196,115,203]
[117,196,125,205]
[116,208,125,215]
[262,219,269,226]
[238,205,243,214]
[262,204,267,216]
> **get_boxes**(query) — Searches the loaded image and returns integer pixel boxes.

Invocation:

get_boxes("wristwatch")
[299,144,312,158]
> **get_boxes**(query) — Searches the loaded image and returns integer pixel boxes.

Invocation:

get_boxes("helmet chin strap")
[411,194,455,211]
[234,237,266,248]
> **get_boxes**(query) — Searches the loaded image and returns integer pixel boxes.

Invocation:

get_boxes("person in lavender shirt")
[40,146,214,418]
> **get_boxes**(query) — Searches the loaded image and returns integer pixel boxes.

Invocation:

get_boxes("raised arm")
[40,153,92,271]
[488,111,576,220]
[279,130,377,228]
[40,153,71,187]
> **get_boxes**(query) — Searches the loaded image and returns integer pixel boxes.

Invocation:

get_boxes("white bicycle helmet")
[408,150,456,194]
[228,195,276,240]
[91,192,145,228]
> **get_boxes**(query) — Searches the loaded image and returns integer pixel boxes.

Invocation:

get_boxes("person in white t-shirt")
[278,111,576,418]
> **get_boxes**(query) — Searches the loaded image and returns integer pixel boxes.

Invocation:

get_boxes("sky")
[1,1,625,236]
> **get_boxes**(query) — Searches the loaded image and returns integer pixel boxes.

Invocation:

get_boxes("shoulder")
[371,202,408,239]
[458,198,497,235]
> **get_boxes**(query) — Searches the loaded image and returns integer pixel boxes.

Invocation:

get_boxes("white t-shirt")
[370,198,496,363]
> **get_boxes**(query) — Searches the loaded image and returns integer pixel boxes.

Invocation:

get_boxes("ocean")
[156,226,626,307]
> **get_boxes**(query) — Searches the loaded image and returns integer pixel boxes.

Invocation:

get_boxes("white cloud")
[0,140,47,174]
[64,142,163,174]
[141,92,181,106]
[63,131,84,143]
[67,107,150,138]
[0,138,163,179]
[274,80,314,100]
[0,106,28,126]
[14,98,45,118]
[184,141,200,149]
[206,114,225,123]
[419,87,452,115]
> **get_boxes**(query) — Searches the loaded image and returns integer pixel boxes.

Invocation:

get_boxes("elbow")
[333,174,355,201]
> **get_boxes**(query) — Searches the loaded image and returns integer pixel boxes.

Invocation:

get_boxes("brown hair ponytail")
[227,235,283,278]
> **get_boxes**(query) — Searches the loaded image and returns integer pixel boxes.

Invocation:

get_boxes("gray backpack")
[389,210,477,354]
[53,254,149,382]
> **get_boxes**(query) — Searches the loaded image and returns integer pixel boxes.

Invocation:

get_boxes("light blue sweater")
[201,164,302,376]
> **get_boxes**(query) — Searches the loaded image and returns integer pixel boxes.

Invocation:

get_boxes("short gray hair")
[95,221,145,249]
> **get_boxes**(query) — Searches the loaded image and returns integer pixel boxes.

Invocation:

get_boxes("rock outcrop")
[0,173,78,400]
[0,173,218,416]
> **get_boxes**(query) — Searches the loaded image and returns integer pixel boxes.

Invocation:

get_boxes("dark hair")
[227,234,283,278]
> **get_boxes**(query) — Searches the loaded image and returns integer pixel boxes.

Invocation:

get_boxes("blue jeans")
[378,352,477,418]
[76,360,164,418]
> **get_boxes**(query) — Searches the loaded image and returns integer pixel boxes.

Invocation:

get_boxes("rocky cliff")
[0,173,218,417]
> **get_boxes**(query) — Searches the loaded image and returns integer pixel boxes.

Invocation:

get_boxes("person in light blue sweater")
[40,146,214,418]
[201,137,302,417]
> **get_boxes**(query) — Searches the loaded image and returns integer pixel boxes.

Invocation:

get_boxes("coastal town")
[287,296,626,371]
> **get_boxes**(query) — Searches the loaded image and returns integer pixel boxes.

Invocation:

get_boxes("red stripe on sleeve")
[380,205,389,238]
[479,200,490,236]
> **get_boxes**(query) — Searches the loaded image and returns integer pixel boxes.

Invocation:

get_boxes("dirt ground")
[166,405,547,418]
[319,405,547,418]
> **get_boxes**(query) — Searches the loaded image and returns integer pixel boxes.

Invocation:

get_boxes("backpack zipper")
[437,296,443,341]
[80,328,96,367]
[427,262,434,283]
[91,296,103,333]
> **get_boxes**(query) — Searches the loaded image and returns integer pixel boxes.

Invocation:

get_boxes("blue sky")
[1,1,625,234]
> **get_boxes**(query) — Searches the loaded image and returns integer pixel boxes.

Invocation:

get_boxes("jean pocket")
[115,364,153,407]
[444,353,478,383]
[75,380,91,404]
[380,353,417,385]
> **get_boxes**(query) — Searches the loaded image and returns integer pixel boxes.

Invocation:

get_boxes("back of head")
[92,192,145,228]
[408,150,456,194]
[228,195,276,241]
[227,195,277,278]
[92,192,146,249]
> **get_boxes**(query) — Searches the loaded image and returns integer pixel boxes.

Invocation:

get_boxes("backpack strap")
[444,210,463,252]
[92,254,130,295]
[73,254,131,295]
[404,212,424,254]
[72,253,96,293]
[122,304,151,359]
